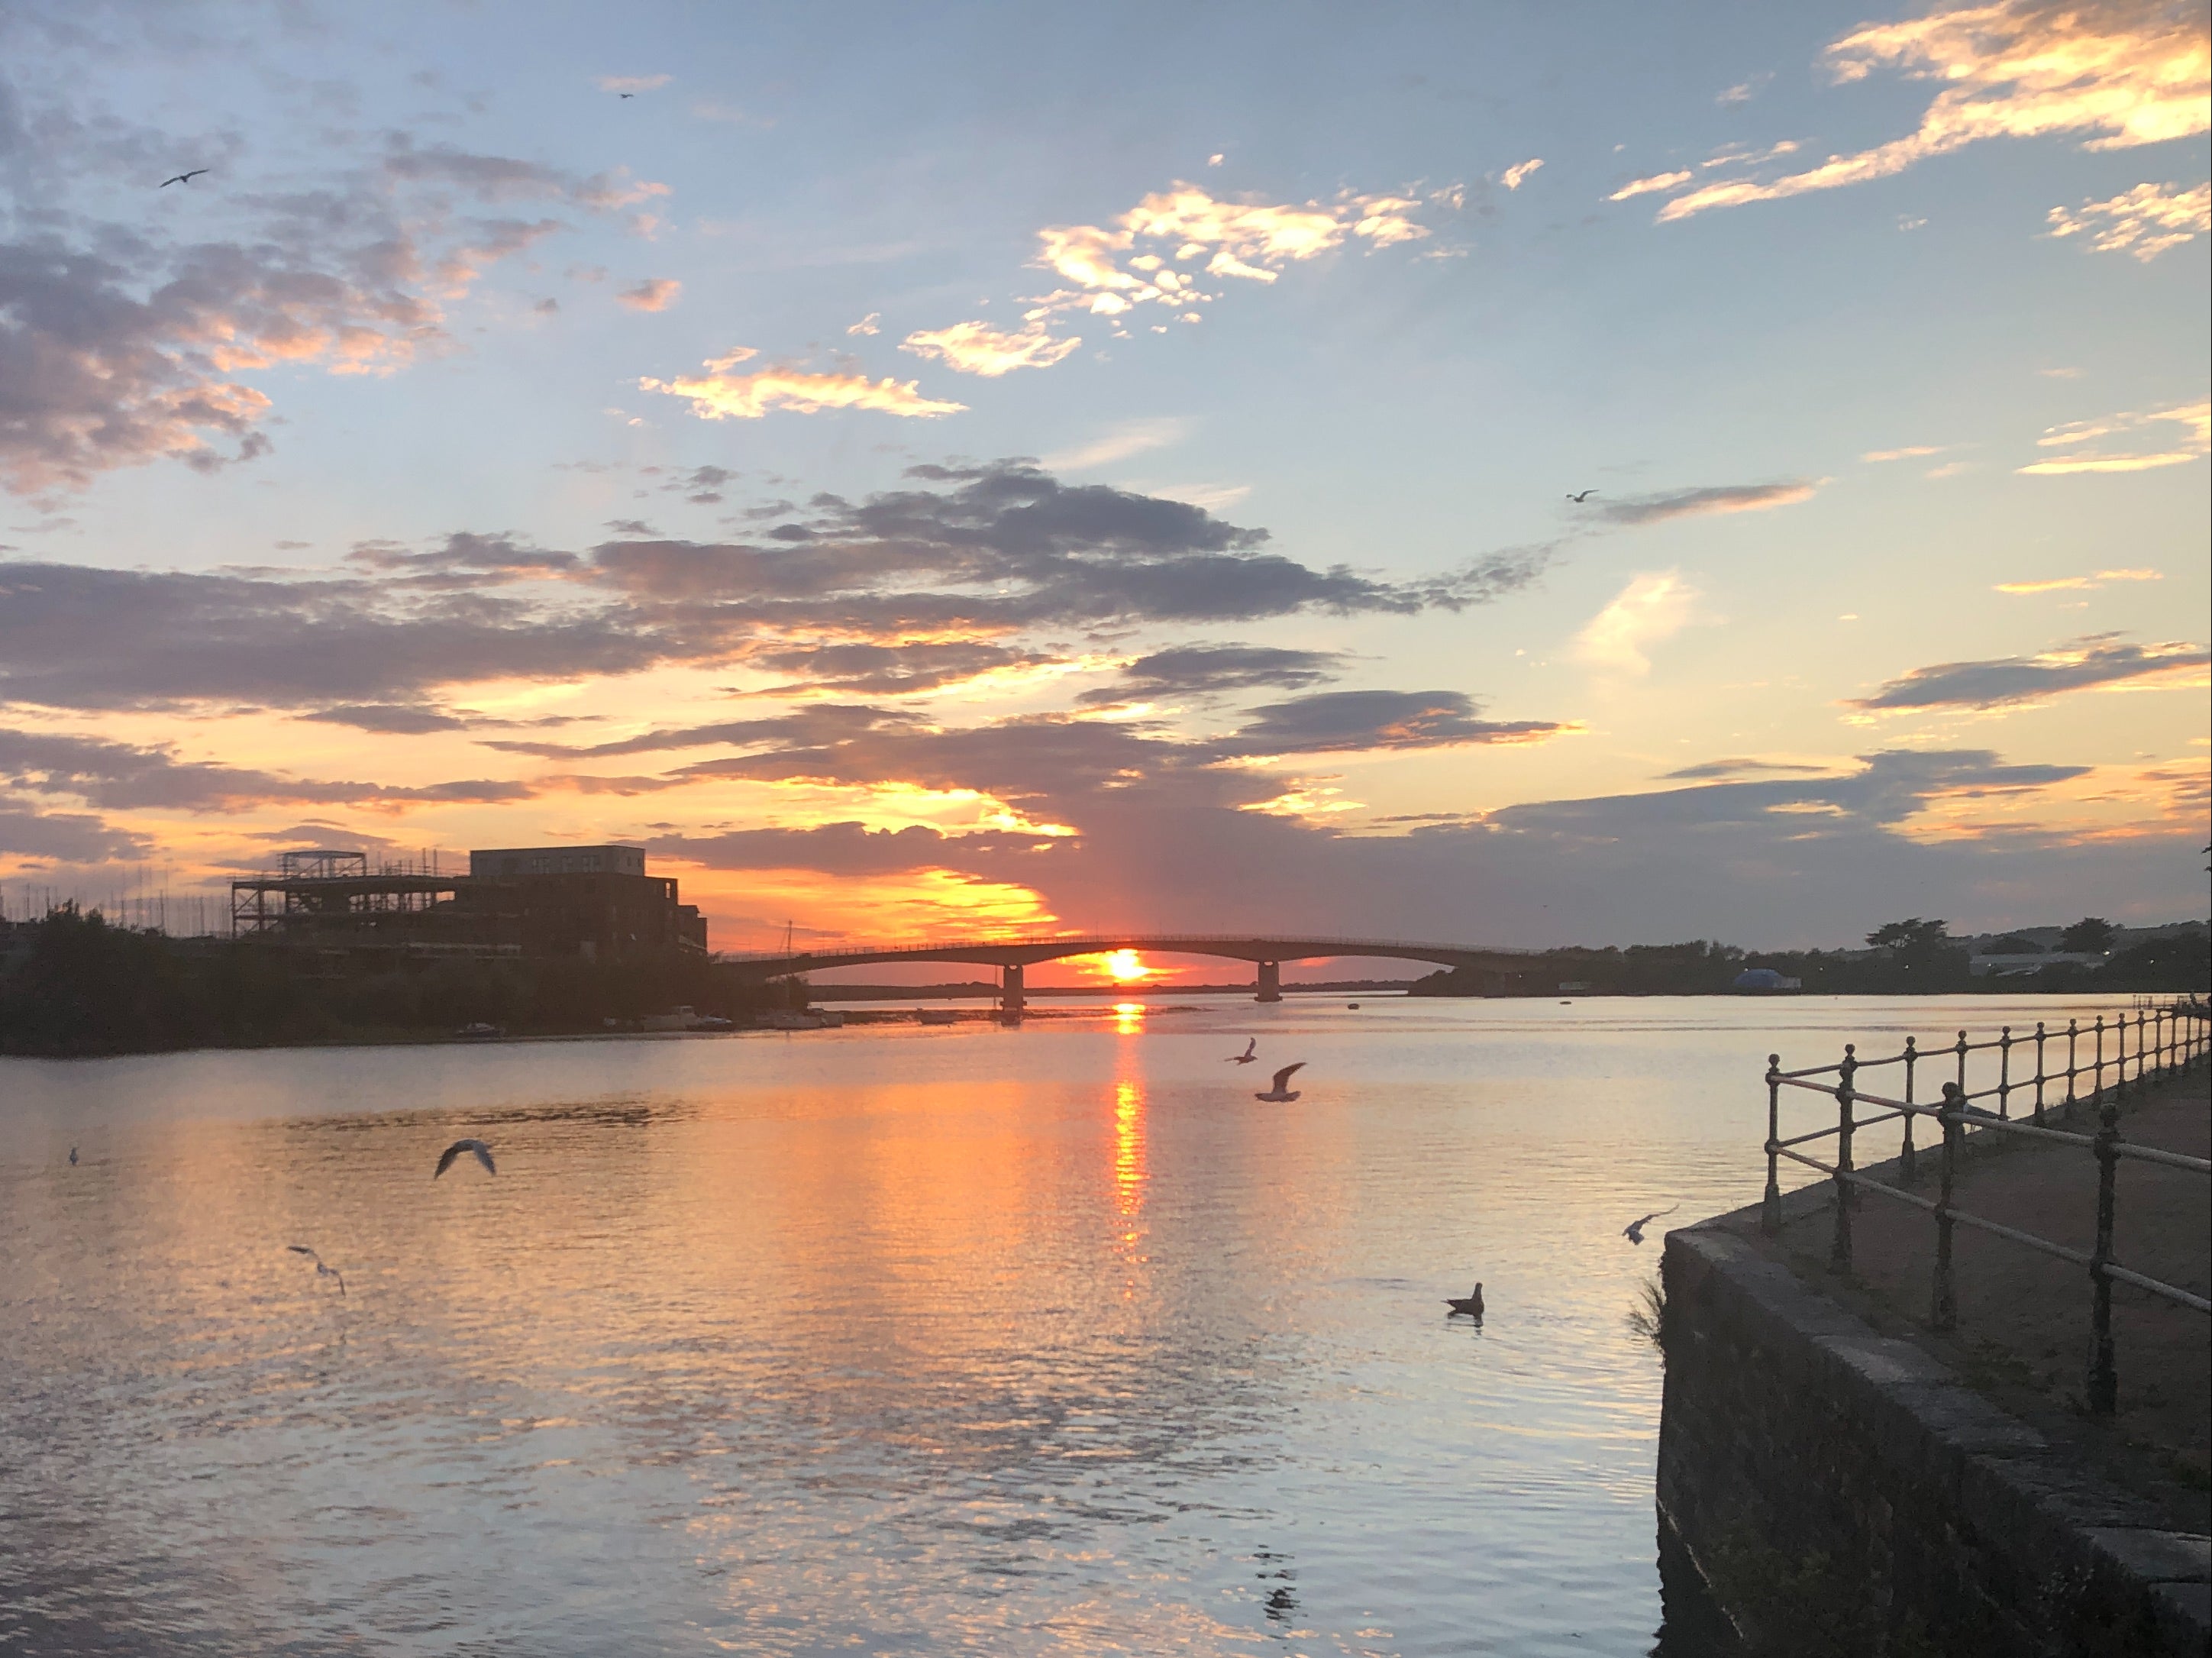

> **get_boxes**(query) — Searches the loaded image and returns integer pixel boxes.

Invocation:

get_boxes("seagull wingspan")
[1269,1062,1305,1092]
[435,1137,496,1178]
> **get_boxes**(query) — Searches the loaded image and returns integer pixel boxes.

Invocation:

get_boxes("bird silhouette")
[68,1145,78,1165]
[434,1137,496,1178]
[286,1244,346,1294]
[1255,1062,1305,1102]
[160,169,208,188]
[1623,1204,1678,1245]
[1227,1037,1258,1065]
[619,91,635,99]
[1445,1282,1484,1318]
[1566,489,1597,502]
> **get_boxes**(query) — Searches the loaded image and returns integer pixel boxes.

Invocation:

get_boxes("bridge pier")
[999,962,1026,1023]
[1255,961,1281,1004]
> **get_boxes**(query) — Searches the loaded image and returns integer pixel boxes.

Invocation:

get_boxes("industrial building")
[231,845,706,960]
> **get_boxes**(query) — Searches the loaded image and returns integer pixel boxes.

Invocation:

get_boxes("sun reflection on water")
[1112,1000,1145,1036]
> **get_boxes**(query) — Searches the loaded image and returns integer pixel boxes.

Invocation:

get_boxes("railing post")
[1997,1026,2013,1120]
[2115,1015,2129,1104]
[1931,1081,1962,1332]
[1831,1046,1857,1272]
[2064,1018,2079,1123]
[2091,1016,2105,1110]
[1954,1028,1969,1102]
[2086,1091,2120,1416]
[2032,1020,2048,1127]
[2135,1010,2148,1086]
[1899,1036,1919,1183]
[1762,1054,1783,1236]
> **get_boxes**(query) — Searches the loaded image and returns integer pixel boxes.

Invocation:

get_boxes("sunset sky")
[2,0,2206,969]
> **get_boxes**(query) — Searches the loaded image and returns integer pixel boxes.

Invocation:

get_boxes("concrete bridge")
[720,934,1529,1013]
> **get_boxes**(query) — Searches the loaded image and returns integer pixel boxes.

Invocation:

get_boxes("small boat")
[686,1015,735,1033]
[455,1022,502,1039]
[915,1008,959,1025]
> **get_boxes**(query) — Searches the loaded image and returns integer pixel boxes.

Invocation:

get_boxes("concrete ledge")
[1660,1223,2211,1656]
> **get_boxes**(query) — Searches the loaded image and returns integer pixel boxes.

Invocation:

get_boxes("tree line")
[0,904,767,1058]
[1407,918,2208,999]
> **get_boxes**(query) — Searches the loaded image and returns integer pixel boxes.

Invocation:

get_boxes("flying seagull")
[1255,1062,1305,1103]
[160,169,209,187]
[1566,489,1596,503]
[1227,1037,1258,1065]
[286,1244,346,1294]
[1445,1282,1484,1319]
[435,1137,497,1179]
[1623,1204,1679,1246]
[619,91,635,99]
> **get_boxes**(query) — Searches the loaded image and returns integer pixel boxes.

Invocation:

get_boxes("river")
[0,992,2149,1656]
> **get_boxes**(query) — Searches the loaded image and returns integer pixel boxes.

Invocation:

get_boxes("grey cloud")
[0,464,1510,713]
[483,704,917,762]
[650,822,1051,878]
[1074,643,1345,706]
[1661,758,1836,781]
[1213,690,1567,756]
[1590,481,1816,527]
[300,703,470,733]
[0,726,532,812]
[0,802,150,861]
[1847,635,2210,711]
[744,641,1046,696]
[1493,750,2085,834]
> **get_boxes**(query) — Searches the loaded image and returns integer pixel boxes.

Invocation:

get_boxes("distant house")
[1732,968,1803,993]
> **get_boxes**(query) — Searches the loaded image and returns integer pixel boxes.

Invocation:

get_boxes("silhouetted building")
[231,844,706,959]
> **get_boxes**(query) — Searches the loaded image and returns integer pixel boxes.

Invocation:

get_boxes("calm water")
[0,994,2145,1656]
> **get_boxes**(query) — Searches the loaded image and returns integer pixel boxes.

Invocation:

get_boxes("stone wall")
[1659,1219,2210,1656]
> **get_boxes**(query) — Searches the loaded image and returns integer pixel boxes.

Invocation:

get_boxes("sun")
[1103,949,1150,982]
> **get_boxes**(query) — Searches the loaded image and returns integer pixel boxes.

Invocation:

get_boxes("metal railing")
[1760,1001,2211,1414]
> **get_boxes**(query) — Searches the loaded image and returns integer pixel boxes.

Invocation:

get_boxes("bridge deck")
[720,934,1523,979]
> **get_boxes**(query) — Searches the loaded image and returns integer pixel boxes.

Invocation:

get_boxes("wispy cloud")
[1847,634,2210,712]
[2047,180,2210,260]
[639,354,966,420]
[1041,417,1189,471]
[1591,480,1819,525]
[1610,170,1694,201]
[1994,568,2162,594]
[2018,399,2209,474]
[1862,444,1947,462]
[1575,570,1699,675]
[616,277,683,312]
[1500,157,1544,190]
[1716,74,1771,105]
[845,312,882,336]
[1652,2,2210,222]
[899,321,1083,377]
[596,74,672,94]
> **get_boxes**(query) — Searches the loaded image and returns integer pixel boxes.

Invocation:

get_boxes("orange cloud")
[1655,2,2210,222]
[2019,398,2208,473]
[1994,567,2162,593]
[899,321,1082,377]
[639,357,966,419]
[2048,179,2211,259]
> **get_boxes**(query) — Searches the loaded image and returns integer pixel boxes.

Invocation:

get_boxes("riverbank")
[1659,1064,2210,1654]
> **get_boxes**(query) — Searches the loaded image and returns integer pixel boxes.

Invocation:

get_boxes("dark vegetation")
[1407,918,2208,998]
[0,904,764,1057]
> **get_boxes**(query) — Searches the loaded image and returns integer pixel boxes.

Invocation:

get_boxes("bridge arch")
[722,934,1521,1011]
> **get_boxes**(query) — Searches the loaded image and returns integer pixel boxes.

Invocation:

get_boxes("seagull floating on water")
[1255,1062,1305,1103]
[160,168,208,187]
[434,1137,497,1179]
[286,1244,346,1294]
[1445,1282,1484,1319]
[1227,1037,1258,1065]
[1623,1205,1678,1246]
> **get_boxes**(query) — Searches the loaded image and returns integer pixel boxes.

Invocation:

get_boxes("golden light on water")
[1112,1001,1145,1036]
[1112,1078,1147,1224]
